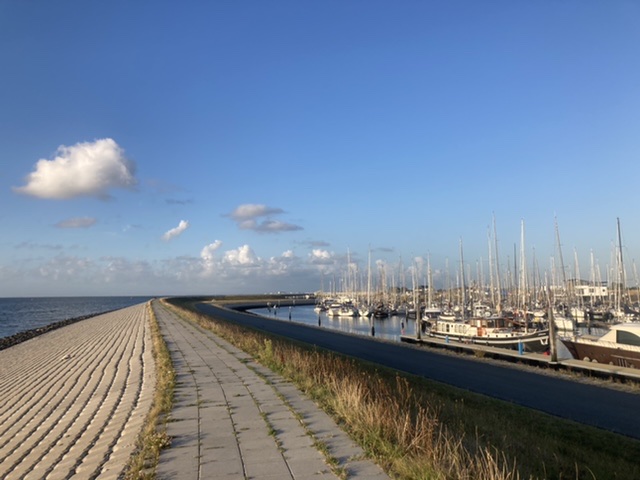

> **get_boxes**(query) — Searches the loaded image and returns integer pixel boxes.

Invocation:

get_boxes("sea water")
[0,296,154,339]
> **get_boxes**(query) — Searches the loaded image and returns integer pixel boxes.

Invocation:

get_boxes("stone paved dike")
[153,301,389,480]
[0,303,155,480]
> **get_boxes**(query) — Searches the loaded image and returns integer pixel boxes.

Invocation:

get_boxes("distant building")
[574,283,608,300]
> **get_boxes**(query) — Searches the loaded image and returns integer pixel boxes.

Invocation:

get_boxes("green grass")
[164,297,640,480]
[123,301,175,480]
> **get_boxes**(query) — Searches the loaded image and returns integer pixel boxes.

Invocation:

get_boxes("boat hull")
[560,339,640,368]
[428,329,550,353]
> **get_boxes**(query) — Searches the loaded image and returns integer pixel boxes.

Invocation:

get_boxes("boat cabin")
[598,323,640,347]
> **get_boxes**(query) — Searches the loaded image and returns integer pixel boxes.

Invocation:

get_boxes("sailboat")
[420,238,550,353]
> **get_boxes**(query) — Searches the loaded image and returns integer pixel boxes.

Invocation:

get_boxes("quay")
[400,333,640,384]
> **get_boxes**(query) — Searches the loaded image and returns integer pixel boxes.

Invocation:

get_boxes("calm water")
[250,304,417,342]
[249,305,605,359]
[0,296,155,339]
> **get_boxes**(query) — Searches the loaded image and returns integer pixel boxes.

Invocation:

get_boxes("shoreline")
[0,303,155,479]
[0,311,113,351]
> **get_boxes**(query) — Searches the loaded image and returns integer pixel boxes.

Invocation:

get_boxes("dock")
[400,334,640,383]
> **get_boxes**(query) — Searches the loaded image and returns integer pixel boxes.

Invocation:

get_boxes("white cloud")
[200,241,222,275]
[309,249,334,265]
[55,217,97,228]
[162,220,190,241]
[227,203,303,233]
[229,204,284,220]
[222,245,260,266]
[0,242,347,295]
[200,240,223,262]
[254,219,303,233]
[14,138,137,200]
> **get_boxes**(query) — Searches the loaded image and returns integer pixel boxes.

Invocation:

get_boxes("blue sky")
[2,1,640,296]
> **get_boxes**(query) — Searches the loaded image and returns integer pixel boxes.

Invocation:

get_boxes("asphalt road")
[195,302,640,440]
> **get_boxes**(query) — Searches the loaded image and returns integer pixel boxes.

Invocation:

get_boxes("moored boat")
[421,315,550,353]
[560,323,640,368]
[326,299,358,317]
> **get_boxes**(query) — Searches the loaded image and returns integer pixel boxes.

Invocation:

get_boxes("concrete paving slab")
[0,303,155,480]
[153,300,390,479]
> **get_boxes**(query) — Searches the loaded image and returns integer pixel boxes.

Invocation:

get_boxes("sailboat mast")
[493,214,502,311]
[590,250,596,309]
[617,217,627,307]
[574,247,582,310]
[488,227,495,308]
[555,216,568,299]
[367,247,372,306]
[460,238,466,320]
[519,219,527,310]
[427,253,433,307]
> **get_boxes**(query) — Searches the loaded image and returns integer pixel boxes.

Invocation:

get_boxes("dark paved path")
[196,302,640,440]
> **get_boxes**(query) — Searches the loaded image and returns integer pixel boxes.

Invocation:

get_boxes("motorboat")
[560,322,640,368]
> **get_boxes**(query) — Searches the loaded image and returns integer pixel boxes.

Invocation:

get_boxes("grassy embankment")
[165,297,639,479]
[123,301,175,479]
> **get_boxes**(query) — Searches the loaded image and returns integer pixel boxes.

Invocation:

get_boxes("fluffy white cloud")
[309,249,334,265]
[200,240,223,262]
[14,138,136,200]
[199,241,222,275]
[226,203,303,233]
[55,217,97,228]
[162,220,190,241]
[222,245,260,266]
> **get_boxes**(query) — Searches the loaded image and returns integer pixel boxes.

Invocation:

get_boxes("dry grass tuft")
[163,298,640,480]
[123,301,175,479]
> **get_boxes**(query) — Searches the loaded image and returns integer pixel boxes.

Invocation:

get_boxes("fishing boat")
[421,315,550,353]
[560,323,640,368]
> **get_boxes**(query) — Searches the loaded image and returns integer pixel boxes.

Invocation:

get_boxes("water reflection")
[250,304,416,341]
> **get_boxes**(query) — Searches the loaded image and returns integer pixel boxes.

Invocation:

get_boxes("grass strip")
[165,298,640,480]
[123,301,175,479]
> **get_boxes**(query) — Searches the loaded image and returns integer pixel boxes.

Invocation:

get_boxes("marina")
[247,301,640,384]
[250,303,417,341]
